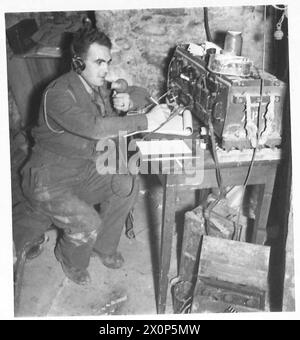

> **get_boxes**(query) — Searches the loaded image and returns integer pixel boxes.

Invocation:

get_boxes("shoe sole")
[55,249,91,285]
[26,235,49,260]
[92,251,124,269]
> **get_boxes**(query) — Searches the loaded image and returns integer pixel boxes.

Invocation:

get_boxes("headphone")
[71,53,85,74]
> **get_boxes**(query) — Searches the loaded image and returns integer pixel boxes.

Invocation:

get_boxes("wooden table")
[151,145,281,314]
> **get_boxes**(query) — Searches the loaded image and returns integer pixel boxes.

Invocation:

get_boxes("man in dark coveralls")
[13,26,171,285]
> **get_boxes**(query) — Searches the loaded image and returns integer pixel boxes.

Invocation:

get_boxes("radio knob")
[213,102,224,121]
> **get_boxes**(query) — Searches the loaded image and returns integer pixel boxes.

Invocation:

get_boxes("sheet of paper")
[153,109,193,135]
[136,139,192,157]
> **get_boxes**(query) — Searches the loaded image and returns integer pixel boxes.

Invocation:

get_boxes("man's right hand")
[146,104,172,131]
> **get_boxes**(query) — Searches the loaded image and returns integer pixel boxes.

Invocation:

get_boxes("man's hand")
[112,93,133,112]
[146,104,172,131]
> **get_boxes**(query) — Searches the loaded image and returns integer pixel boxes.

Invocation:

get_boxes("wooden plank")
[162,163,275,188]
[199,236,270,290]
[150,147,281,176]
[178,208,205,283]
[157,175,177,314]
[216,148,281,164]
[252,169,277,244]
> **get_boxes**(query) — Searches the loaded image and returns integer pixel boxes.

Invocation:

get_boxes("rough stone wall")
[95,6,273,98]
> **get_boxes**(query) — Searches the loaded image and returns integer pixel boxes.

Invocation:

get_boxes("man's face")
[81,42,112,87]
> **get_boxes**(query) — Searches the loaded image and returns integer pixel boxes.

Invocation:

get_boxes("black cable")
[208,117,224,198]
[203,116,226,237]
[233,6,267,240]
[203,7,213,42]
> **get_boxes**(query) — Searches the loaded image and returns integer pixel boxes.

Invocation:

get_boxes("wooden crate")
[178,204,235,284]
[191,236,270,313]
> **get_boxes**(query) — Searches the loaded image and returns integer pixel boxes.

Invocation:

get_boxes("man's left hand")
[112,93,133,112]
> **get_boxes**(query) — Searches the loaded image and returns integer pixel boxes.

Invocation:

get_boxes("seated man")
[13,25,170,285]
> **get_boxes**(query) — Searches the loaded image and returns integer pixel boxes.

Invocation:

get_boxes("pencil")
[149,96,160,106]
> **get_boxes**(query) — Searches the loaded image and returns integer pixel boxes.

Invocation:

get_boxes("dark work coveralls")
[13,70,149,270]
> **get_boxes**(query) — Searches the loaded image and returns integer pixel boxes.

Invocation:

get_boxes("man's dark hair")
[71,27,112,59]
